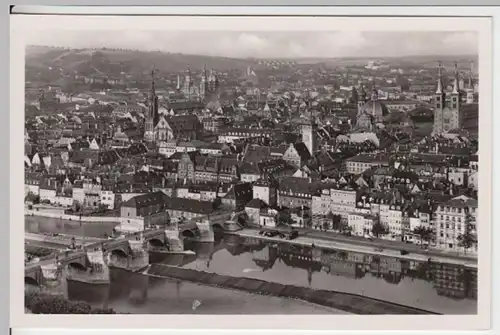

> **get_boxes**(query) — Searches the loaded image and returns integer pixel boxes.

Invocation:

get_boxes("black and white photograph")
[9,12,493,331]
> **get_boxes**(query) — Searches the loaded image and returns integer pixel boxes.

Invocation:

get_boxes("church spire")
[468,60,474,89]
[150,68,156,95]
[436,61,444,94]
[452,61,460,94]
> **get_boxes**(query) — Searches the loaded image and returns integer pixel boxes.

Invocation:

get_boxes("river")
[25,216,477,315]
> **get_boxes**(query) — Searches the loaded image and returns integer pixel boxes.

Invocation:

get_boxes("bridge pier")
[66,250,110,285]
[165,229,184,252]
[107,240,149,272]
[196,220,215,243]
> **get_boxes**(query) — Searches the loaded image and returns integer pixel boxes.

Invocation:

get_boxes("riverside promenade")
[230,228,478,269]
[25,205,120,223]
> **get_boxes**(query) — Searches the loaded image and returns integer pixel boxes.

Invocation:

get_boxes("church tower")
[357,84,367,113]
[466,61,476,103]
[433,61,462,134]
[182,66,193,100]
[301,95,318,156]
[199,64,208,99]
[144,69,158,143]
[207,69,220,100]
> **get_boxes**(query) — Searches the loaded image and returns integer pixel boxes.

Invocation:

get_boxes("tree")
[278,210,293,226]
[413,226,433,248]
[327,212,343,231]
[25,291,115,314]
[371,221,389,238]
[457,213,477,255]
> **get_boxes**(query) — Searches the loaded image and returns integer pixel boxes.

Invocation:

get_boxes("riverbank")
[25,209,120,223]
[145,263,440,315]
[230,229,478,269]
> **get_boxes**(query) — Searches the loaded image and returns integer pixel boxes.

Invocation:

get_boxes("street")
[240,227,477,267]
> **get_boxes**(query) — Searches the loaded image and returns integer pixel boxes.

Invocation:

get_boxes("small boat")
[192,299,202,310]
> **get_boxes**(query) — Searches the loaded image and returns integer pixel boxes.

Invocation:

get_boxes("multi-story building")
[345,154,389,174]
[434,195,478,253]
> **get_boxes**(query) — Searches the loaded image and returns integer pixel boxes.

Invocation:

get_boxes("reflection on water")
[65,267,340,314]
[25,216,477,315]
[181,235,477,315]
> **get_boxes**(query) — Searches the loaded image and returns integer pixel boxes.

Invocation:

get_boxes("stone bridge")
[182,210,246,239]
[24,212,246,287]
[24,228,182,287]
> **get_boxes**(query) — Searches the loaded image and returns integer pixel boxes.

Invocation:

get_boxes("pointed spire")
[150,67,156,94]
[452,61,460,94]
[436,61,444,95]
[468,60,474,89]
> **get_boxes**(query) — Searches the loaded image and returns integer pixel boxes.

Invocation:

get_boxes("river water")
[25,216,477,315]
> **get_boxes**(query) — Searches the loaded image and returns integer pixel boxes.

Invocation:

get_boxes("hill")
[26,45,258,76]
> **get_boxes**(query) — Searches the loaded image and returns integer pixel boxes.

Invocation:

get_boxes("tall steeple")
[468,60,474,89]
[150,68,156,97]
[176,74,180,91]
[452,61,460,94]
[144,68,158,143]
[200,64,208,98]
[436,61,444,94]
[183,65,193,100]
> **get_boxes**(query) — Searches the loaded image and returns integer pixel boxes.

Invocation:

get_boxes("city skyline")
[25,31,478,59]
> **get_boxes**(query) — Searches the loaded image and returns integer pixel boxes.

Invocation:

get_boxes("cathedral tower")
[199,64,209,98]
[301,95,318,156]
[182,66,194,100]
[357,84,367,113]
[144,69,158,143]
[433,61,462,134]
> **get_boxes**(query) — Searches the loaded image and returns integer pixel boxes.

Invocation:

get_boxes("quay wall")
[229,230,478,270]
[25,210,120,223]
[146,264,441,315]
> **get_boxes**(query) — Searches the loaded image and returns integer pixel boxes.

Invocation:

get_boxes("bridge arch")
[181,229,196,238]
[67,262,86,271]
[211,223,224,233]
[110,248,128,258]
[148,238,166,248]
[25,276,40,286]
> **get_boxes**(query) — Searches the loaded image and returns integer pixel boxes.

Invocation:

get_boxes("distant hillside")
[26,45,258,76]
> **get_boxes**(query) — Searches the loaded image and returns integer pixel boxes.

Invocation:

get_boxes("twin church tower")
[176,65,220,101]
[143,65,220,143]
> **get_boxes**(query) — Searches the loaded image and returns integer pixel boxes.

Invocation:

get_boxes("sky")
[25,31,478,59]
